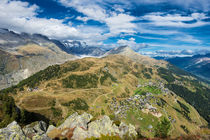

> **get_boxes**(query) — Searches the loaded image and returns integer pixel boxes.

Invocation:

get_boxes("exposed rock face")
[87,115,120,138]
[0,113,136,140]
[23,121,50,140]
[58,112,93,130]
[47,112,137,140]
[0,121,51,140]
[0,121,29,140]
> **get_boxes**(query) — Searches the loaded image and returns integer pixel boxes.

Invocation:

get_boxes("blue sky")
[0,0,210,57]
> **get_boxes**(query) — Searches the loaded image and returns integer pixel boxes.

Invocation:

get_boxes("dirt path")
[24,106,51,111]
[92,86,118,106]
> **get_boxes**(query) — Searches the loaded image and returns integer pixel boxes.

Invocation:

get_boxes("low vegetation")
[62,74,99,88]
[86,134,121,140]
[157,67,175,83]
[0,93,49,128]
[135,85,162,95]
[100,71,117,85]
[62,98,89,111]
[155,117,171,138]
[166,84,210,123]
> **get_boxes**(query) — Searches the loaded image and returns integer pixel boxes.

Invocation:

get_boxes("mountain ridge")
[159,53,210,82]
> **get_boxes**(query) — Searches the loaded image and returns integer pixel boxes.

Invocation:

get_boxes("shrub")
[62,98,89,111]
[62,74,99,89]
[100,71,117,85]
[180,125,189,134]
[51,107,62,117]
[155,117,171,138]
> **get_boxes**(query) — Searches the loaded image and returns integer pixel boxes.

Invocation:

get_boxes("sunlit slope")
[1,53,209,137]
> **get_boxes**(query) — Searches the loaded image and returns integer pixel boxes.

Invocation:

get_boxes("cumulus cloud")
[0,0,79,39]
[117,37,148,52]
[57,0,137,36]
[105,14,137,35]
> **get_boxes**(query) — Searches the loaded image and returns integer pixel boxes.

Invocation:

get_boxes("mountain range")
[165,53,210,82]
[0,29,210,139]
[0,44,209,139]
[0,29,106,90]
[0,28,76,89]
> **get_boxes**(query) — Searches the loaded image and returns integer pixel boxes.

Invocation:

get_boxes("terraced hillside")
[1,50,209,138]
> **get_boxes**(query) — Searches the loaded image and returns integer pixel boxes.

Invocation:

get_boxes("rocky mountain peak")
[62,40,87,48]
[105,45,134,55]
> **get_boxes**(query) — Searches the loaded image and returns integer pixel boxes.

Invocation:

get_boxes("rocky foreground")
[0,112,137,140]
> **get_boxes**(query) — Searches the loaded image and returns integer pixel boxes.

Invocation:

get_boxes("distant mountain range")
[1,28,210,91]
[0,29,107,89]
[0,28,76,89]
[53,40,106,56]
[155,53,210,81]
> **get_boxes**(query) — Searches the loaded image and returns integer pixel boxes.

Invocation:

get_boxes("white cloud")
[139,36,167,40]
[105,14,137,35]
[0,0,79,39]
[141,49,210,57]
[133,0,210,12]
[117,38,148,52]
[174,35,202,44]
[76,16,89,22]
[58,0,137,36]
[141,12,210,28]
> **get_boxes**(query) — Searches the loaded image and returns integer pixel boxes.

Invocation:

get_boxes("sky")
[0,0,210,57]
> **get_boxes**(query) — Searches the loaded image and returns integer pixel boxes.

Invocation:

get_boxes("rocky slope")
[1,47,209,138]
[0,29,76,89]
[0,112,137,140]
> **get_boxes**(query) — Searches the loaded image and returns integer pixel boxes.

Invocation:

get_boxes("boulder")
[0,121,29,140]
[87,115,119,137]
[46,125,56,134]
[58,112,93,130]
[71,127,88,140]
[0,121,51,140]
[119,122,137,138]
[32,134,51,140]
[23,121,49,139]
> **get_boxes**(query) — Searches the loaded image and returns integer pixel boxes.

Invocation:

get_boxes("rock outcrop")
[0,121,51,140]
[0,121,29,140]
[47,112,137,140]
[23,121,50,140]
[0,112,137,140]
